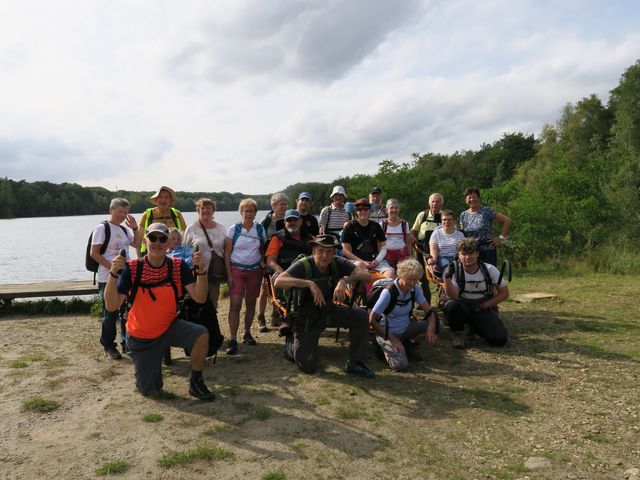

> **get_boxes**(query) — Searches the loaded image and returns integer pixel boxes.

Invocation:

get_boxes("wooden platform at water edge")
[0,280,98,305]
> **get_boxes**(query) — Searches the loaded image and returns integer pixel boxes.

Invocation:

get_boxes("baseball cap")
[284,209,301,220]
[146,223,170,237]
[297,192,312,201]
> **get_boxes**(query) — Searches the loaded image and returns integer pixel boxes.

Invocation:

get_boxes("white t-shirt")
[429,227,465,259]
[384,222,407,250]
[184,222,226,264]
[91,222,134,283]
[226,223,263,268]
[451,263,506,301]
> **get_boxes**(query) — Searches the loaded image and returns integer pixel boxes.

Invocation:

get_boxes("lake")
[0,210,270,284]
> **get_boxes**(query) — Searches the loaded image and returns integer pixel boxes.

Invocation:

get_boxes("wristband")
[109,271,119,279]
[132,227,138,231]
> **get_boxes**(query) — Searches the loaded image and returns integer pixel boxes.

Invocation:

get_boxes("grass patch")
[95,459,130,476]
[6,297,95,316]
[202,423,231,436]
[9,360,28,369]
[253,406,272,420]
[262,470,286,480]
[21,396,61,413]
[157,444,233,468]
[142,413,164,423]
[315,395,331,406]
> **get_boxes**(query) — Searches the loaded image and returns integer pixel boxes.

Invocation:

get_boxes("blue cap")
[284,209,301,220]
[345,202,355,213]
[297,192,312,201]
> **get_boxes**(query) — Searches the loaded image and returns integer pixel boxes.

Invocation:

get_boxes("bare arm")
[104,254,127,312]
[490,212,512,247]
[482,284,509,310]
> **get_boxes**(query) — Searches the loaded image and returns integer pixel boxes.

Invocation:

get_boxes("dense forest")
[2,60,638,268]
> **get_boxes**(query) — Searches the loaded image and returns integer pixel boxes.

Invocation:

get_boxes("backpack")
[128,257,180,309]
[444,259,494,299]
[85,221,128,285]
[231,222,266,248]
[366,280,416,340]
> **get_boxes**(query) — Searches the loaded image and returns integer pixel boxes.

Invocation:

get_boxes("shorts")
[386,247,409,268]
[229,266,263,299]
[127,319,206,395]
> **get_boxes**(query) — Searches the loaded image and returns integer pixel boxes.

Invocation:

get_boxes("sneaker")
[226,339,238,355]
[163,348,172,366]
[105,344,122,360]
[189,377,216,401]
[345,360,375,379]
[242,332,257,345]
[452,331,465,349]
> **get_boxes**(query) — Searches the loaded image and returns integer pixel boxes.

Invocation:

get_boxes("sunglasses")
[147,235,168,243]
[355,206,369,211]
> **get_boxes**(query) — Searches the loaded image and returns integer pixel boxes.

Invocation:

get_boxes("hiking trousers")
[444,299,507,347]
[286,304,369,374]
[98,282,127,349]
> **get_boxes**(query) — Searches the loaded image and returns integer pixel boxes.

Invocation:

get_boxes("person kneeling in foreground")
[105,223,215,401]
[369,258,438,371]
[443,237,509,349]
[273,234,375,378]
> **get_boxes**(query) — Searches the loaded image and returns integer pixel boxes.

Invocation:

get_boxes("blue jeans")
[98,282,127,349]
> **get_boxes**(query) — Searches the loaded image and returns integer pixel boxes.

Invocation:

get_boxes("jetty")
[0,280,98,305]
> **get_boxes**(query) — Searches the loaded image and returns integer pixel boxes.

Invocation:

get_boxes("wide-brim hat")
[149,186,177,206]
[308,234,340,248]
[330,186,346,198]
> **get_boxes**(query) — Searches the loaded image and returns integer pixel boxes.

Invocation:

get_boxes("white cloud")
[0,0,638,195]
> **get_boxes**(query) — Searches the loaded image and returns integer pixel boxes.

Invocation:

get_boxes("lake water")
[0,210,270,284]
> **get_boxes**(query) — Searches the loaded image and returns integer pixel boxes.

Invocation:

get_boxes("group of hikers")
[89,184,512,401]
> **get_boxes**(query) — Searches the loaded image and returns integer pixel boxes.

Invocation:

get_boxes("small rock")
[525,457,552,469]
[625,467,640,480]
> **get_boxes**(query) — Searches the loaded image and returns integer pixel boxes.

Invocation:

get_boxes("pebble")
[525,457,552,469]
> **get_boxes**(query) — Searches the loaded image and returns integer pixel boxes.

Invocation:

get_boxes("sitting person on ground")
[273,234,375,378]
[138,186,187,256]
[257,192,289,332]
[166,228,193,268]
[319,185,350,238]
[341,198,395,278]
[368,186,387,224]
[427,209,465,275]
[382,198,413,269]
[90,197,141,359]
[442,238,509,349]
[459,186,512,267]
[104,223,215,401]
[369,258,438,371]
[183,198,227,309]
[224,198,266,355]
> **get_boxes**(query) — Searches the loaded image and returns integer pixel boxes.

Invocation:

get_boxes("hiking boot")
[452,331,465,349]
[120,342,130,355]
[189,376,216,402]
[226,339,238,355]
[466,324,477,342]
[163,348,172,366]
[345,360,375,379]
[242,332,257,345]
[105,344,122,360]
[258,316,269,333]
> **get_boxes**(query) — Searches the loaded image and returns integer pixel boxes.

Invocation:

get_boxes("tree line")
[2,59,638,268]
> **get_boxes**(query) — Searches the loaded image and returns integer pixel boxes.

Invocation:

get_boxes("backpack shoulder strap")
[167,257,180,305]
[299,256,313,279]
[382,283,400,315]
[231,223,243,247]
[382,219,388,234]
[479,261,494,298]
[401,220,407,236]
[128,258,145,306]
[145,208,154,227]
[99,221,111,255]
[170,207,181,230]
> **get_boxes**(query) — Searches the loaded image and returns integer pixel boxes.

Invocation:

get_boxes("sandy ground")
[0,294,639,480]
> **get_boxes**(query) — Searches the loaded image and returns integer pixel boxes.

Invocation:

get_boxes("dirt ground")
[0,276,639,479]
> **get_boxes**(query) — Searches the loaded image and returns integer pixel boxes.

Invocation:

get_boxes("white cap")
[330,185,347,198]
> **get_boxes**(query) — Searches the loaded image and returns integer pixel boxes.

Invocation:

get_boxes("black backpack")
[85,221,128,284]
[366,280,416,339]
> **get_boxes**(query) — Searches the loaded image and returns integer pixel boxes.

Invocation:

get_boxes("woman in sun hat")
[138,186,187,255]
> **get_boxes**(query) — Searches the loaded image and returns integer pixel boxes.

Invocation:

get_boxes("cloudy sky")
[0,1,638,194]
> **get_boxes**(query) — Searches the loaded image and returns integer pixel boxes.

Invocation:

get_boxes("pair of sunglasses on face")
[147,234,168,243]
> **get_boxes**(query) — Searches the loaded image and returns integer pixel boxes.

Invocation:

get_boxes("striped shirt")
[319,205,350,236]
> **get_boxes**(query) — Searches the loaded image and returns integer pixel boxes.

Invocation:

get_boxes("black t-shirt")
[341,221,386,261]
[286,255,355,302]
[275,213,319,238]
